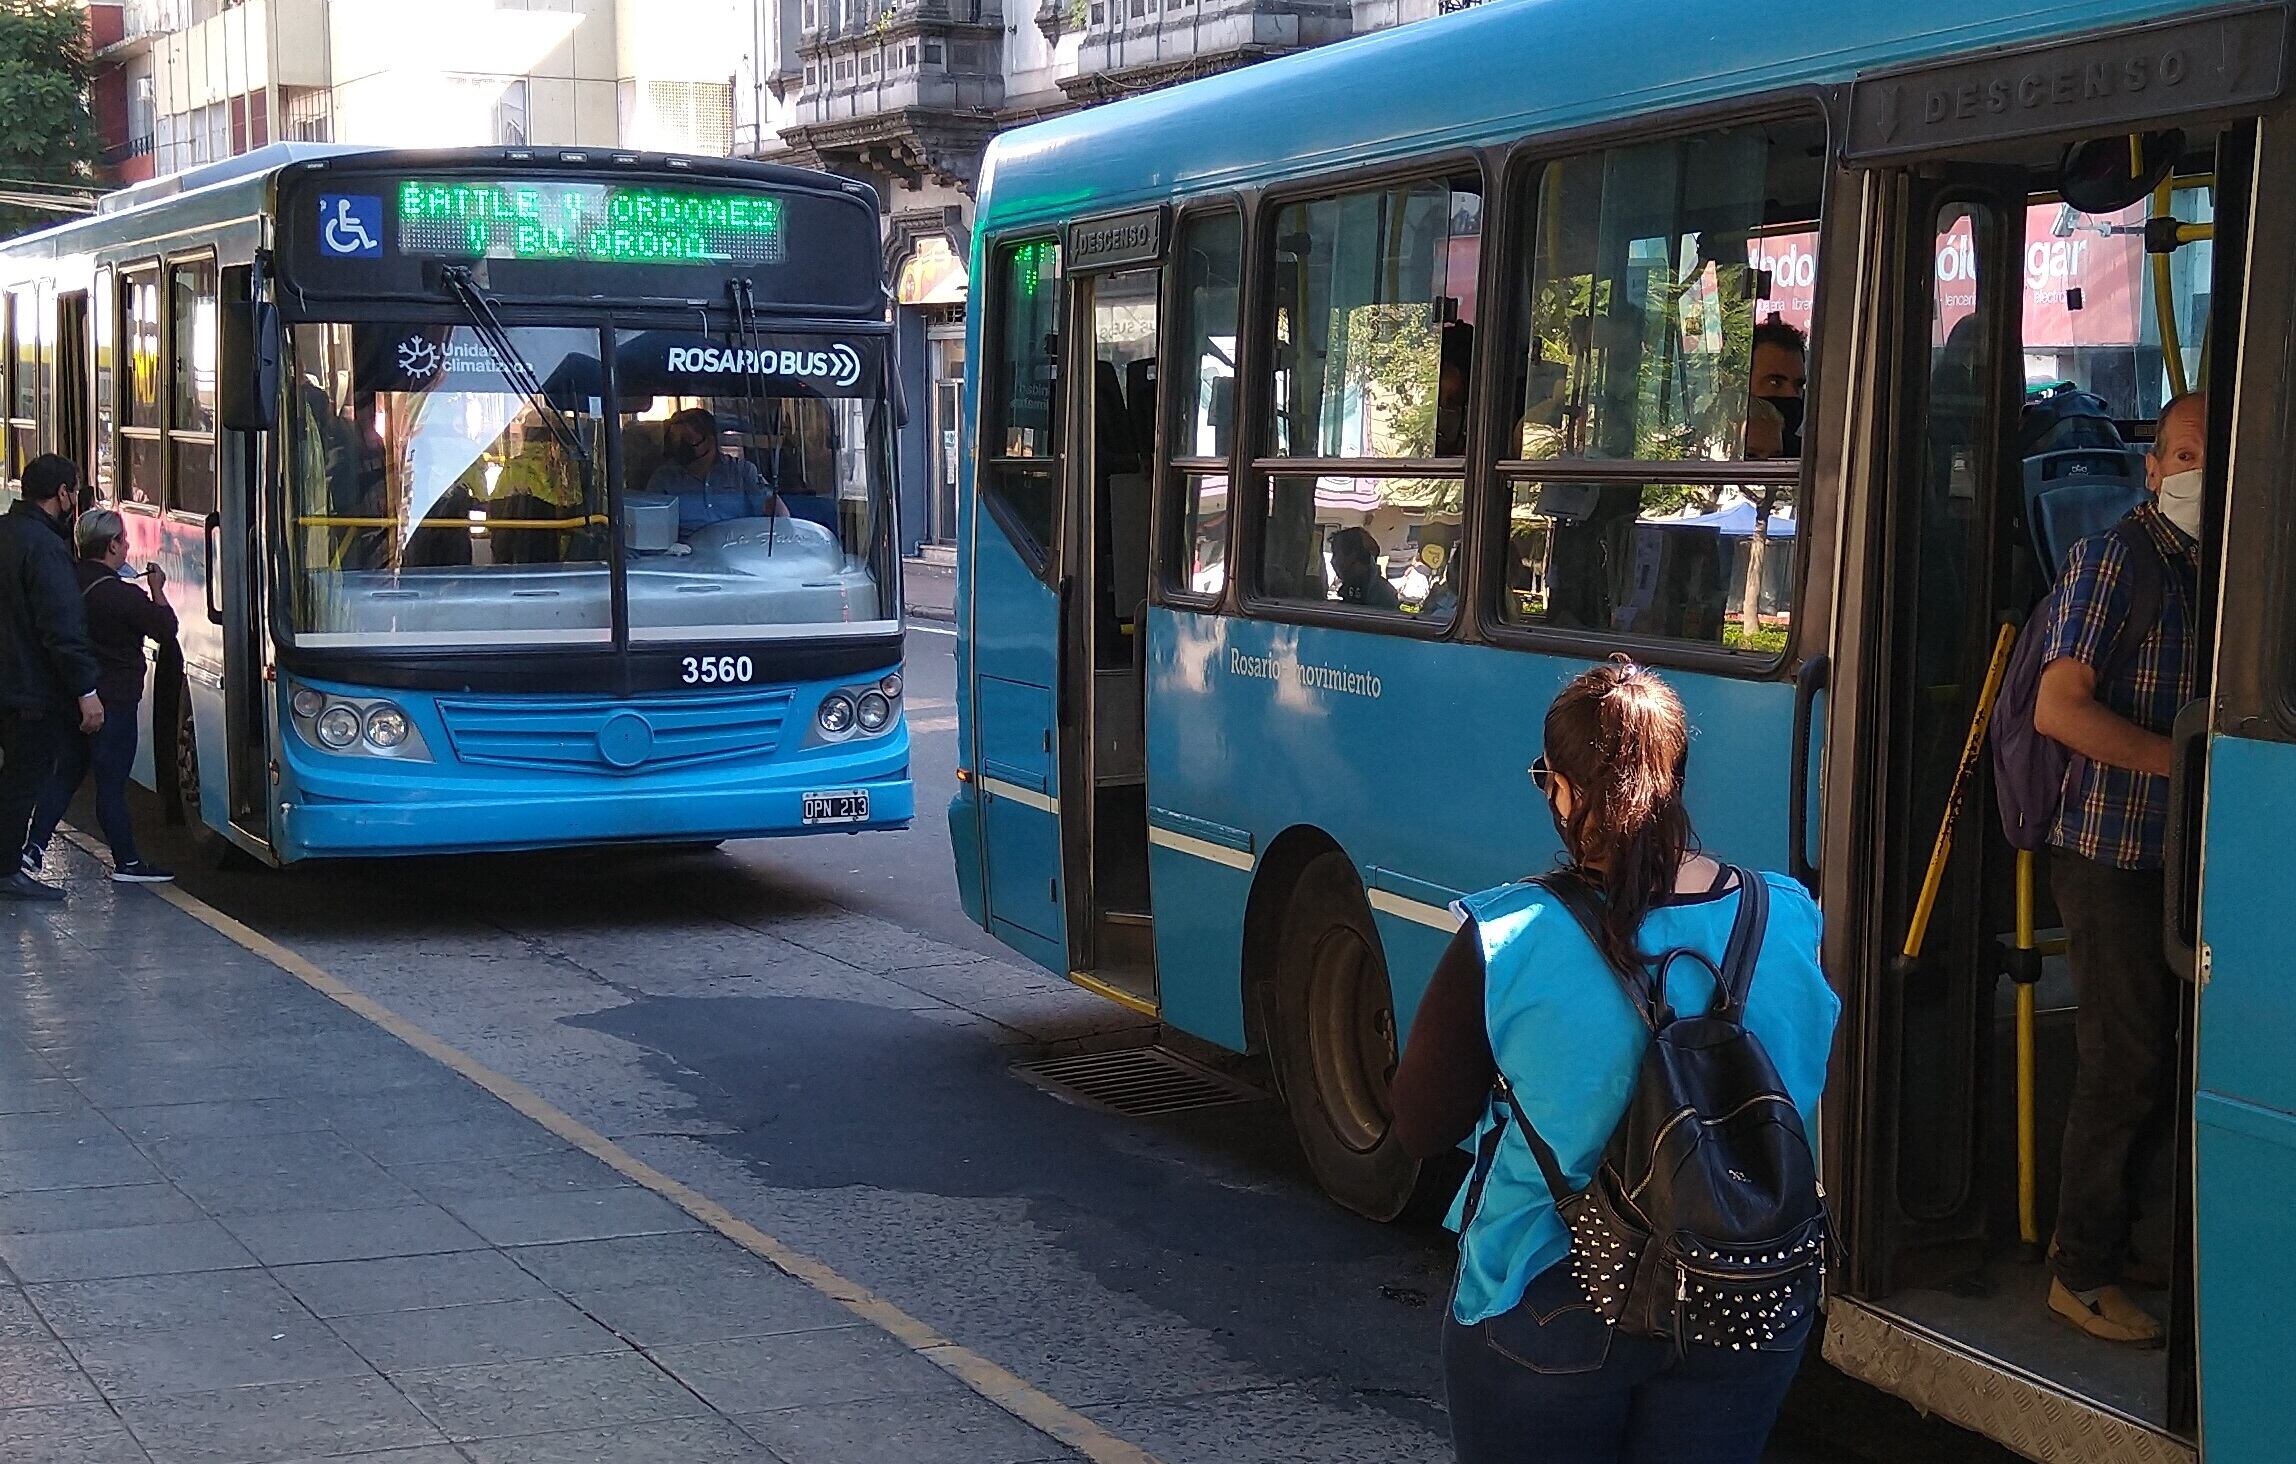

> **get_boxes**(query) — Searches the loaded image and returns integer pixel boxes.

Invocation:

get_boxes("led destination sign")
[393,179,788,266]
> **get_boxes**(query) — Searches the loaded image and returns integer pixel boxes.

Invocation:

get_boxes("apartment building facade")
[87,0,748,185]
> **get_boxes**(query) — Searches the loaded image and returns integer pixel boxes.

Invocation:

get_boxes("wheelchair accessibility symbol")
[318,194,383,258]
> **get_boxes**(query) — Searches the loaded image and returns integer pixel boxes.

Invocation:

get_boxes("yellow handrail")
[1901,622,2018,964]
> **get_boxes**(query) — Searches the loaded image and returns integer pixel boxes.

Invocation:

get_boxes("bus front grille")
[435,689,796,775]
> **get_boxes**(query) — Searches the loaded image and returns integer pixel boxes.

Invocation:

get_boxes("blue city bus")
[0,144,911,862]
[949,1,2296,1457]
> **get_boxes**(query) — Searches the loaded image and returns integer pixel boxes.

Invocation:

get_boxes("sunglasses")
[1529,755,1554,793]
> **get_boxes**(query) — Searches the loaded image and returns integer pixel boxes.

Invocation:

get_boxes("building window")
[922,39,943,62]
[906,43,917,65]
[861,52,875,77]
[805,63,817,85]
[1090,2,1104,21]
[493,78,530,146]
[1259,173,1482,620]
[803,0,818,27]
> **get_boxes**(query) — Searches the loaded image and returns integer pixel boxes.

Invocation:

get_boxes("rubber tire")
[172,694,245,870]
[1268,850,1429,1221]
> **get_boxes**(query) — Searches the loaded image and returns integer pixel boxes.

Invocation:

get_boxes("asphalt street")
[78,625,2016,1464]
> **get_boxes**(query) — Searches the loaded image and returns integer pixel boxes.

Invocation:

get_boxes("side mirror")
[220,300,280,433]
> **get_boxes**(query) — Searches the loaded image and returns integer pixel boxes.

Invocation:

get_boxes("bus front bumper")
[272,772,914,860]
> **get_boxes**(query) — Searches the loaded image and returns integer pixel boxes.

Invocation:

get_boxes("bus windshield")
[288,323,610,648]
[613,327,895,643]
[284,321,895,649]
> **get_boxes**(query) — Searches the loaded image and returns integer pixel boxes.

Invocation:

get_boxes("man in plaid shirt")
[2032,392,2205,1346]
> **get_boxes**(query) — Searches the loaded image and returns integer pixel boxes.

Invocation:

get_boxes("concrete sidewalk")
[0,841,1081,1464]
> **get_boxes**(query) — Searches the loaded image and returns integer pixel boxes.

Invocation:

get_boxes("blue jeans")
[29,704,142,869]
[1442,1263,1810,1464]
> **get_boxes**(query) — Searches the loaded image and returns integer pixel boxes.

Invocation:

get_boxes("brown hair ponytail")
[1543,656,1697,975]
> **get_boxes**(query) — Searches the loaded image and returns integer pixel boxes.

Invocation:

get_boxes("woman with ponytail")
[1392,657,1839,1463]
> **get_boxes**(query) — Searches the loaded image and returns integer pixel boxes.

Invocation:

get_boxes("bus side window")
[983,238,1061,569]
[1500,115,1823,656]
[120,270,164,508]
[167,257,219,517]
[1164,209,1241,600]
[1257,174,1480,622]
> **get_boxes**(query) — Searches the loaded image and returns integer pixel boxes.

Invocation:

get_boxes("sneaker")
[109,862,175,885]
[2048,1277,2163,1346]
[0,870,65,902]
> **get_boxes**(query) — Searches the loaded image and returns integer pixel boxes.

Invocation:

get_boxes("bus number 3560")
[681,655,754,685]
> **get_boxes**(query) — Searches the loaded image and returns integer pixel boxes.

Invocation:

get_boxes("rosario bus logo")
[663,343,864,388]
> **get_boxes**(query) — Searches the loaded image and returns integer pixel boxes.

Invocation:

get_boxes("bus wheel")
[173,694,203,830]
[1269,851,1424,1221]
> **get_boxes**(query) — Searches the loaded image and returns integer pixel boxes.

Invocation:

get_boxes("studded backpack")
[1497,867,1830,1351]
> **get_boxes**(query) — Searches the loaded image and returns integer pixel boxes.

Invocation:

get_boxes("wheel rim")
[1304,923,1397,1155]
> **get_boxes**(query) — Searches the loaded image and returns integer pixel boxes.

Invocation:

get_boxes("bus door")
[1054,211,1165,1013]
[969,237,1069,971]
[1822,17,2284,1453]
[2185,109,2296,1464]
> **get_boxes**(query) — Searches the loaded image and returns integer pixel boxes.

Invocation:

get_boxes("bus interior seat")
[2022,448,2149,573]
[1123,357,1157,466]
[622,419,667,492]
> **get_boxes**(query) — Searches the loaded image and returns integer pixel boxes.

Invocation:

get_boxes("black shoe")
[0,870,65,902]
[19,845,42,877]
[110,862,174,885]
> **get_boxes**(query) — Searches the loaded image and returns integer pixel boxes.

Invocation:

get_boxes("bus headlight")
[291,688,326,719]
[855,690,892,733]
[878,671,902,700]
[315,705,362,749]
[363,705,412,751]
[817,693,856,738]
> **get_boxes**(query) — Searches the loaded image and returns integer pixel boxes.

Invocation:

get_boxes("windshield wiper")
[439,266,593,476]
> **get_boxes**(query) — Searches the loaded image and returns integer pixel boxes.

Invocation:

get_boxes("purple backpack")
[1990,518,2166,850]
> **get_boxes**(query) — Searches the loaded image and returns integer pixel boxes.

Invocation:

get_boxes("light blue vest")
[1446,870,1839,1326]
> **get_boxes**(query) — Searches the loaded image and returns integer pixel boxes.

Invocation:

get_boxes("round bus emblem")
[597,711,655,769]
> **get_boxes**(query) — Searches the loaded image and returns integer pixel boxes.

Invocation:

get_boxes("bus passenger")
[0,455,102,902]
[1391,660,1839,1464]
[1749,315,1807,460]
[646,407,789,537]
[2030,391,2205,1347]
[1328,527,1399,610]
[22,509,177,885]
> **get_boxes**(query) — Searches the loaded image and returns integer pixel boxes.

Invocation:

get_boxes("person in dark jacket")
[0,454,104,901]
[23,507,177,884]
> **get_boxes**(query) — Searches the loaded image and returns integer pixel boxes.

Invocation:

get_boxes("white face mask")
[2156,468,2204,540]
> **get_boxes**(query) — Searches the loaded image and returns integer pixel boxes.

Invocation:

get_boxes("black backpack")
[1496,867,1828,1350]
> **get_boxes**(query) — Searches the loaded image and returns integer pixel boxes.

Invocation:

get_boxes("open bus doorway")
[1832,123,2242,1451]
[1056,255,1161,1011]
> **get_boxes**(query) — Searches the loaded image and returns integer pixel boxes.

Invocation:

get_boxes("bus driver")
[646,407,789,537]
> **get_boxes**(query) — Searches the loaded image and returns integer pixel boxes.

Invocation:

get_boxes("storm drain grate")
[1011,1046,1265,1118]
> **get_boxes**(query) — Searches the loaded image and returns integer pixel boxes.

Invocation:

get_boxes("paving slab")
[114,1373,449,1464]
[327,1295,625,1371]
[65,1316,372,1399]
[273,1251,554,1320]
[390,1349,710,1442]
[0,1220,260,1284]
[29,1269,309,1338]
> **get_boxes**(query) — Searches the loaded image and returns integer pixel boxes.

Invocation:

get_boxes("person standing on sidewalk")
[0,454,104,902]
[2032,391,2206,1346]
[22,507,176,884]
